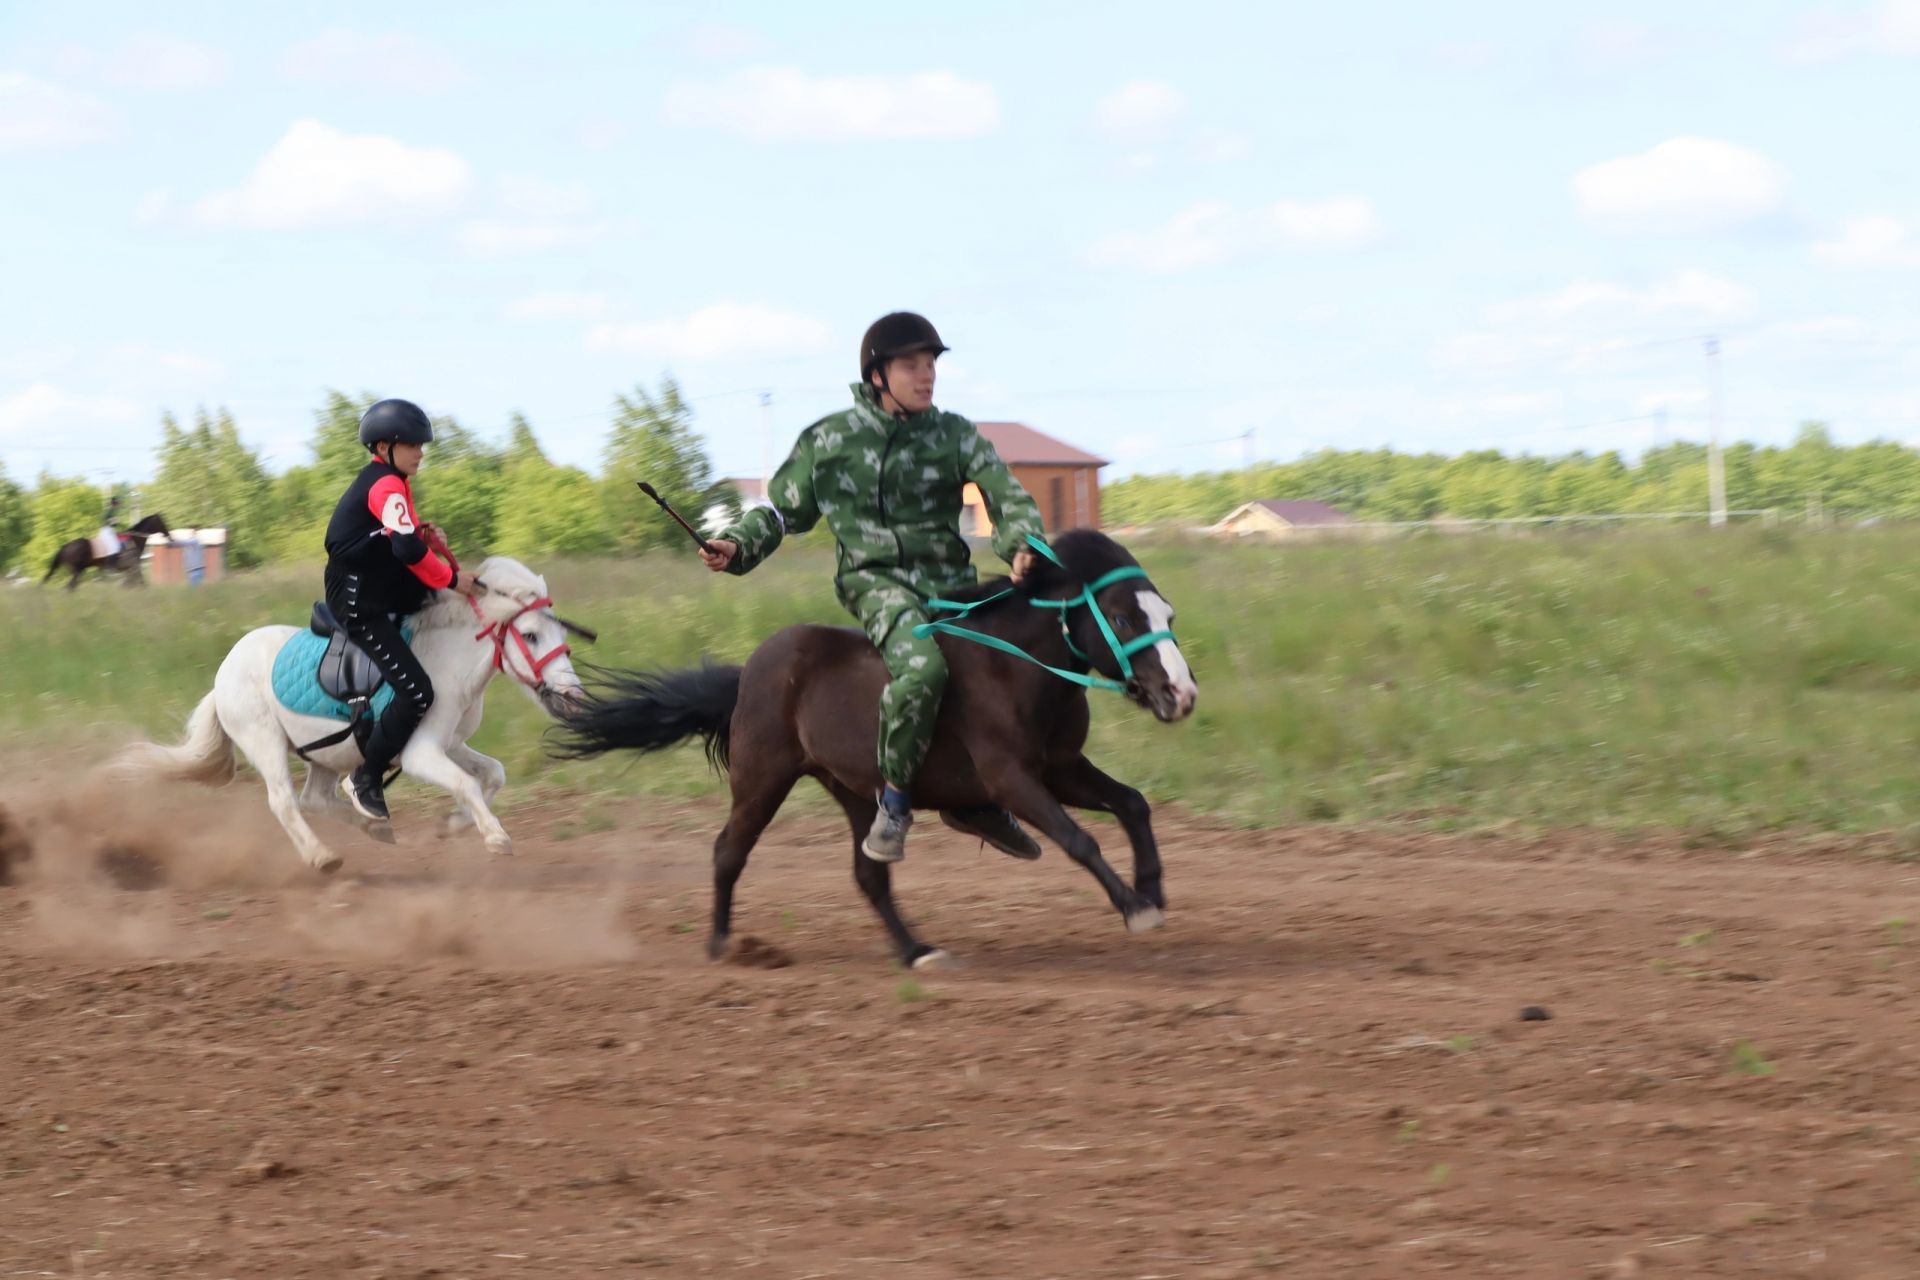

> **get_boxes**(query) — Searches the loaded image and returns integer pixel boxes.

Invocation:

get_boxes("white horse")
[114,556,588,875]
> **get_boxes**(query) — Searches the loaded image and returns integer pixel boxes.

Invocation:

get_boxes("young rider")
[324,398,481,823]
[701,312,1046,864]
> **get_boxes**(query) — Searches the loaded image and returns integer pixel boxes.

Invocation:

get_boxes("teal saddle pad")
[270,624,412,722]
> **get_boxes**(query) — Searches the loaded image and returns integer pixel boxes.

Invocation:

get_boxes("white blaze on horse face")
[1136,590,1197,717]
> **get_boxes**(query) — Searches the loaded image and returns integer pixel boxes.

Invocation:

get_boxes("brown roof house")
[966,421,1108,536]
[1210,499,1354,539]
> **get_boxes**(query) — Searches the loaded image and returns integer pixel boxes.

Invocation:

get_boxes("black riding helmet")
[358,398,434,451]
[859,312,949,382]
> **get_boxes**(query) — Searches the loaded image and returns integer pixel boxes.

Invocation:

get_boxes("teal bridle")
[912,536,1181,695]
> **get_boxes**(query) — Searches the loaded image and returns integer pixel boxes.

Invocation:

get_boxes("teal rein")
[913,535,1179,695]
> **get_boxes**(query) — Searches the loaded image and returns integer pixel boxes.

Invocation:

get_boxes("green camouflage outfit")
[719,383,1044,788]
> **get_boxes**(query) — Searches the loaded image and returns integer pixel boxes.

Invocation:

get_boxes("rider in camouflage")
[702,312,1047,864]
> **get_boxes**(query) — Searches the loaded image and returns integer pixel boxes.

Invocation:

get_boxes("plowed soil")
[2,784,1918,1278]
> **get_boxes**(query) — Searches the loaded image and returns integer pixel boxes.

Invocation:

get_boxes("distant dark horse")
[42,513,170,591]
[555,529,1199,968]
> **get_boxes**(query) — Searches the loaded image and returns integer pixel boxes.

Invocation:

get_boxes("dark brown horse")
[554,530,1198,968]
[41,513,170,591]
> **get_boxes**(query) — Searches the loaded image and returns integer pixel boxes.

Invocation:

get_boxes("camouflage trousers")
[843,576,950,791]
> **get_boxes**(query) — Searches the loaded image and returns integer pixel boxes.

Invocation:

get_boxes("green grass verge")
[6,525,1919,836]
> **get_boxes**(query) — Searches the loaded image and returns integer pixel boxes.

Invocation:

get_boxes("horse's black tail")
[550,661,742,772]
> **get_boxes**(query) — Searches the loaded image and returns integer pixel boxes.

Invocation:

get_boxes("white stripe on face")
[1136,590,1197,711]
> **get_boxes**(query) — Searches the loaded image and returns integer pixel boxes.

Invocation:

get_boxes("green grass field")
[6,526,1919,837]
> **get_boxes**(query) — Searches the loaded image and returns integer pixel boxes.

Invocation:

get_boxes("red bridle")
[469,594,571,692]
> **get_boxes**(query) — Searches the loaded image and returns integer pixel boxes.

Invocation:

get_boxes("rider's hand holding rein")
[450,569,484,597]
[1010,547,1037,584]
[701,539,738,573]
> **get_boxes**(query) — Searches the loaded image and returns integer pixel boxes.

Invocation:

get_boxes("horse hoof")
[1125,906,1167,934]
[314,852,344,876]
[706,934,730,962]
[910,948,956,971]
[484,837,514,858]
[364,822,396,846]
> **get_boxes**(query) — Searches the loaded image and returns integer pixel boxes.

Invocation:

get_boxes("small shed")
[1210,500,1354,539]
[147,528,227,585]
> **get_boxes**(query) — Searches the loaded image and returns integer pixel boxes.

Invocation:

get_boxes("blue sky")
[2,1,1916,488]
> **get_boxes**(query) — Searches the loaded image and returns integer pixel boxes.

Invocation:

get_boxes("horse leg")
[1044,756,1166,911]
[825,780,944,968]
[989,766,1164,933]
[707,768,798,961]
[439,744,506,835]
[228,720,343,875]
[298,764,356,821]
[401,740,514,856]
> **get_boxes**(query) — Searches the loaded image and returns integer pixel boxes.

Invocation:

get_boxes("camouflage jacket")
[720,383,1044,604]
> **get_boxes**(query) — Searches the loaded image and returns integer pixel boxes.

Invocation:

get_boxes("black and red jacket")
[323,460,453,617]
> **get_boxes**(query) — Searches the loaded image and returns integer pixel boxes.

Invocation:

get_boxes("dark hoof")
[706,932,730,962]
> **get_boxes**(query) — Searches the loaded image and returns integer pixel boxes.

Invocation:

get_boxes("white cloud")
[1094,79,1186,142]
[108,343,226,380]
[1194,131,1252,165]
[1266,196,1383,248]
[663,67,1000,141]
[1572,137,1787,233]
[1436,271,1756,375]
[191,120,471,231]
[1577,22,1673,69]
[1783,0,1920,61]
[1813,215,1920,268]
[1488,270,1757,325]
[58,36,229,90]
[685,23,771,60]
[1088,195,1383,273]
[1087,201,1236,274]
[505,292,610,322]
[0,73,114,151]
[455,176,602,256]
[281,30,466,93]
[586,303,831,363]
[0,383,140,439]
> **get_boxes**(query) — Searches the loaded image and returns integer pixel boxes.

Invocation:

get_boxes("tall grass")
[5,526,1918,835]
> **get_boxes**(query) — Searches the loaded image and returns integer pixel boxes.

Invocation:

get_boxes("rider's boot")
[340,765,391,824]
[862,784,913,863]
[941,806,1043,860]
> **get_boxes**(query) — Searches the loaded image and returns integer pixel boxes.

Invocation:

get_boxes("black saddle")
[309,602,390,706]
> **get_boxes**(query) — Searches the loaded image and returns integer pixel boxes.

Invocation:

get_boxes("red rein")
[468,594,570,689]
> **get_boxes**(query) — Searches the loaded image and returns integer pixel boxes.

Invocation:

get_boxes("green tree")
[413,420,506,557]
[145,408,275,567]
[494,415,610,558]
[22,474,106,574]
[0,465,30,573]
[600,378,724,551]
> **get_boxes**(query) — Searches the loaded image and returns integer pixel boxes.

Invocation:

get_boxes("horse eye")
[522,628,539,642]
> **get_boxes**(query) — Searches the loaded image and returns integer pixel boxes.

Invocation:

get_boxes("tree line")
[4,411,1913,577]
[0,378,738,575]
[1102,424,1920,528]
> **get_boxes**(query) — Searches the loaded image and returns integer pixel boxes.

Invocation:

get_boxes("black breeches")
[341,610,434,775]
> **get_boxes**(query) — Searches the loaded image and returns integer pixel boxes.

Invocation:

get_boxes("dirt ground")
[2,777,1919,1279]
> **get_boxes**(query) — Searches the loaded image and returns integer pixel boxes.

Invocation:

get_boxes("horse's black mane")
[932,530,1138,619]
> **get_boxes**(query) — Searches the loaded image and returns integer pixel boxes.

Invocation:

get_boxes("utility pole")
[1704,336,1727,528]
[759,390,773,504]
